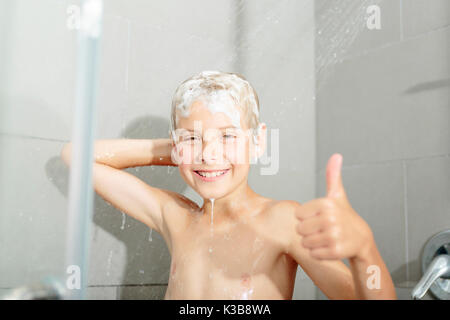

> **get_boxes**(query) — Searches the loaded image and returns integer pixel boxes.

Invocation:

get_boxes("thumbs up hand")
[295,153,374,260]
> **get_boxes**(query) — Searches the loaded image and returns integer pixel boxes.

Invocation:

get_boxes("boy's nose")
[202,138,223,164]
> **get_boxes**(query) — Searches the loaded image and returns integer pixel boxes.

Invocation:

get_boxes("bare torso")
[162,197,298,300]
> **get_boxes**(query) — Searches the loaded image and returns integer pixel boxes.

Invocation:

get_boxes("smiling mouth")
[193,169,231,181]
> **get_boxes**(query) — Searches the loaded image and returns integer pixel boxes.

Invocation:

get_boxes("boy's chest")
[166,217,291,298]
[176,215,284,269]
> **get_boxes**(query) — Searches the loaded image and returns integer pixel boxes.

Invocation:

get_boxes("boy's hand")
[295,153,374,261]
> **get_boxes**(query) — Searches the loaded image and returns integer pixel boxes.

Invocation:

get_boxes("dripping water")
[106,250,113,277]
[209,198,215,254]
[148,228,153,242]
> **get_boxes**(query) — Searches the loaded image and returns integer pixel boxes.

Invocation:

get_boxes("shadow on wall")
[48,115,187,299]
[403,78,450,94]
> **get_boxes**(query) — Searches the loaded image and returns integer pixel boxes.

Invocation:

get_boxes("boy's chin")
[195,188,229,201]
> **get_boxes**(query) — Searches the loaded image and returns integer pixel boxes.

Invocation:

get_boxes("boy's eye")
[223,134,236,139]
[181,135,201,142]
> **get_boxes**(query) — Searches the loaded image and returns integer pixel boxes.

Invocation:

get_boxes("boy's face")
[172,99,263,200]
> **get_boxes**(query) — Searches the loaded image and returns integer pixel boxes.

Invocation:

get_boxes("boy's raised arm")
[60,139,193,238]
[60,138,175,169]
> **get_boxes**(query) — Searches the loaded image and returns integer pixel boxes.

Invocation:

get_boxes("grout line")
[336,24,450,64]
[402,160,409,282]
[0,132,67,143]
[317,153,450,174]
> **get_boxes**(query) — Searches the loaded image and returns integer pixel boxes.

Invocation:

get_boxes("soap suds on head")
[170,71,260,137]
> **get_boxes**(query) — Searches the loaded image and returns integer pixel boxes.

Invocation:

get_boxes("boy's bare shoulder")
[259,198,302,228]
[262,199,302,216]
[257,199,301,249]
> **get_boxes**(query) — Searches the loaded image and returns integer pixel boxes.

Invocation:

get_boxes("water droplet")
[148,228,153,242]
[106,251,113,276]
[210,198,215,236]
[120,212,126,230]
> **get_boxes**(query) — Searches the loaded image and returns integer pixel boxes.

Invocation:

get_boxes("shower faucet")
[411,230,450,300]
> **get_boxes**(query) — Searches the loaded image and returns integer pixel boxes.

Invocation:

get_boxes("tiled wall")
[315,0,449,300]
[0,0,316,299]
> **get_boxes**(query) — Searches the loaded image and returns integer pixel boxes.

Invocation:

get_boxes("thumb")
[326,153,345,199]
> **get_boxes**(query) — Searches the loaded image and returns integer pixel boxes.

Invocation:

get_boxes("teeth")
[197,170,227,178]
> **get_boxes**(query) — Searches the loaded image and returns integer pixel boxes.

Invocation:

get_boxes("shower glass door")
[0,0,102,299]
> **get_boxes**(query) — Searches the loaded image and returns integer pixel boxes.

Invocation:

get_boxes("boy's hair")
[170,71,260,134]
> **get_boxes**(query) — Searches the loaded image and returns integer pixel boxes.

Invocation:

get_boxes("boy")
[61,71,396,299]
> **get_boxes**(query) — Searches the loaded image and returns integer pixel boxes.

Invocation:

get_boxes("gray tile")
[0,0,76,140]
[405,156,450,282]
[95,14,129,139]
[86,286,117,300]
[317,161,407,284]
[317,27,450,171]
[239,0,315,67]
[402,0,450,38]
[103,0,232,46]
[316,287,328,300]
[292,266,317,300]
[316,0,401,71]
[118,285,167,300]
[0,135,68,288]
[126,18,233,119]
[87,214,171,286]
